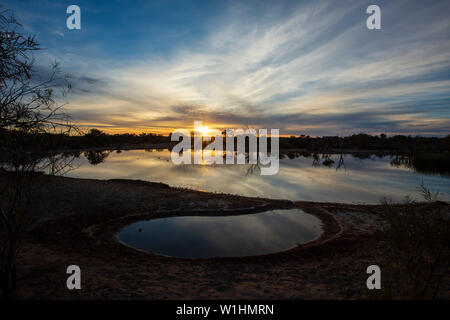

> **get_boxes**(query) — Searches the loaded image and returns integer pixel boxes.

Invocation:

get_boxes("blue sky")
[3,0,450,136]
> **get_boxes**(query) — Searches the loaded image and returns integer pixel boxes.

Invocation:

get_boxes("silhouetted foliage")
[280,133,450,153]
[374,185,450,299]
[0,7,75,300]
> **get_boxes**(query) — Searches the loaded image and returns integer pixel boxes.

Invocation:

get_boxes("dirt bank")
[7,175,448,299]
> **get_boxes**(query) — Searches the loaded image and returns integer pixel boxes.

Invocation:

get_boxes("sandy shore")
[7,174,448,299]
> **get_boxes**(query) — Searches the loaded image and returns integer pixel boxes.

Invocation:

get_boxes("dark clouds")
[19,0,449,136]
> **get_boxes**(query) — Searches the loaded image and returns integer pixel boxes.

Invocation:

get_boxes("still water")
[64,149,450,204]
[118,209,322,258]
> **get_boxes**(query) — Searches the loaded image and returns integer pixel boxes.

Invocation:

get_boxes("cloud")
[24,0,450,136]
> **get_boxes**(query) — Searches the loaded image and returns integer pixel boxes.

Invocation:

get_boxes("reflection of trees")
[1,152,78,176]
[39,153,79,175]
[390,155,411,168]
[83,150,110,165]
[336,154,346,171]
[282,152,348,171]
[174,151,450,178]
[321,154,334,167]
[311,153,343,170]
[243,151,450,177]
[246,163,261,176]
[352,153,375,160]
[312,153,320,167]
[390,154,450,177]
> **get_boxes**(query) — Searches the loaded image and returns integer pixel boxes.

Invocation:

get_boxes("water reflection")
[0,151,79,176]
[118,209,322,258]
[84,150,111,165]
[390,153,450,177]
[63,149,450,203]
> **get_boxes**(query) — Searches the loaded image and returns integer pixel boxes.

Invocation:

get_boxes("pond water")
[117,209,322,258]
[63,149,450,204]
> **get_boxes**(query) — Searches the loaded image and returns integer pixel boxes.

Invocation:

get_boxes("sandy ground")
[5,174,448,299]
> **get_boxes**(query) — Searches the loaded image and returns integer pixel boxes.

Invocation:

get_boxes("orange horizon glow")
[198,126,210,136]
[77,125,296,137]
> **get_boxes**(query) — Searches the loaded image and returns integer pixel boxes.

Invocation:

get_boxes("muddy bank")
[7,175,448,299]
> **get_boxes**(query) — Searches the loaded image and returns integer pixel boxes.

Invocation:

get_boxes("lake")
[63,149,450,204]
[117,209,322,258]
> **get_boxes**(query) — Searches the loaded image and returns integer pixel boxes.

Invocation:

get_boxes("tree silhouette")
[0,7,75,299]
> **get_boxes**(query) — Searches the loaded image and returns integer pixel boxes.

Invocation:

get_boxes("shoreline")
[53,142,425,156]
[6,174,449,299]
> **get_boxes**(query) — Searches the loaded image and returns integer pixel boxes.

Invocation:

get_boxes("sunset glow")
[3,0,450,303]
[5,0,449,137]
[199,126,209,137]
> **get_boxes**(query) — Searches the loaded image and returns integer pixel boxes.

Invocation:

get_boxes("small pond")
[117,209,323,258]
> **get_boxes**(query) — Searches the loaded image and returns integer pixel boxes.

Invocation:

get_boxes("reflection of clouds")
[66,149,450,203]
[118,209,322,258]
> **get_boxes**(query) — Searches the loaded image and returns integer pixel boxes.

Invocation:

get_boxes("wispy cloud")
[11,0,449,135]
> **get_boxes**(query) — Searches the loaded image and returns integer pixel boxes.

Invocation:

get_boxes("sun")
[199,126,209,136]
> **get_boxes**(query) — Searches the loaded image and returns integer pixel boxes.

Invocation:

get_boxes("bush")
[375,184,450,299]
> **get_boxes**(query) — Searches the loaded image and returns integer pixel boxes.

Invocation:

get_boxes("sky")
[3,0,450,136]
